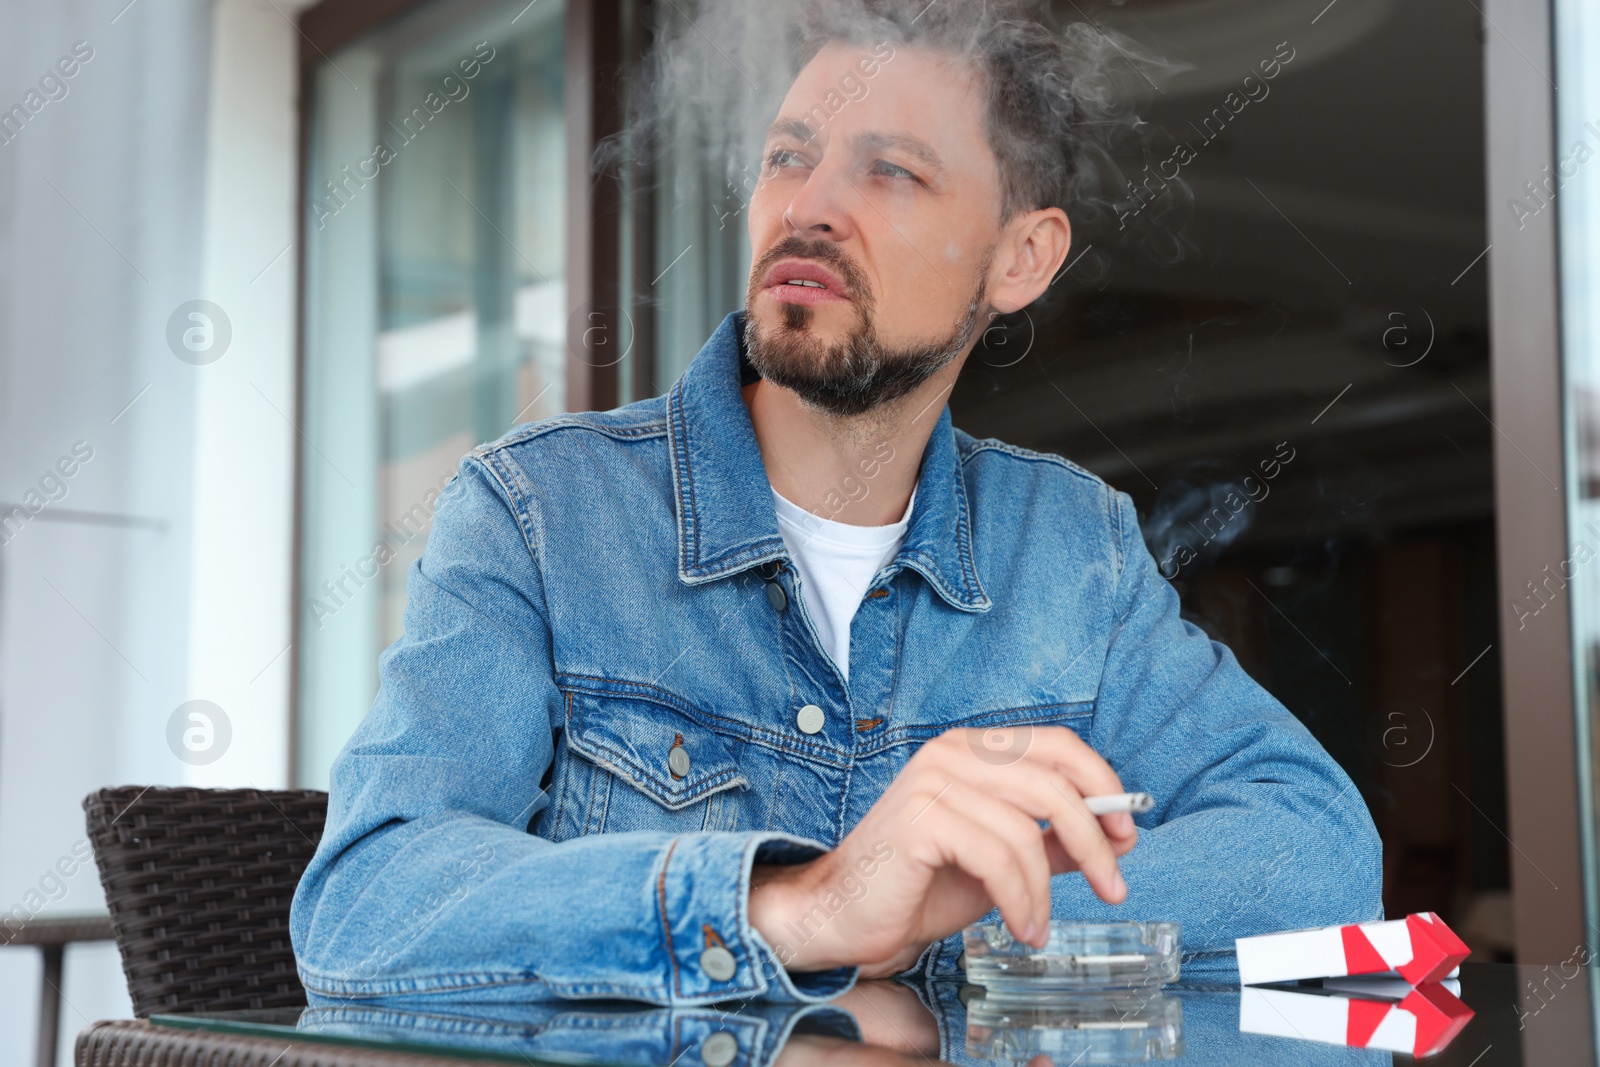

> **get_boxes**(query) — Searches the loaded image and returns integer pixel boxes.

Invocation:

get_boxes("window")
[297,0,567,787]
[1556,0,1600,948]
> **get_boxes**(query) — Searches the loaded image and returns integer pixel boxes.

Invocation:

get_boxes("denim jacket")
[290,310,1382,1007]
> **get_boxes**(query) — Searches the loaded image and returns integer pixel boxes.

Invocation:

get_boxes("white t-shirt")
[771,486,915,681]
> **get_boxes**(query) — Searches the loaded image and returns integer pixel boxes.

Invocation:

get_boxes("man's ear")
[987,208,1071,315]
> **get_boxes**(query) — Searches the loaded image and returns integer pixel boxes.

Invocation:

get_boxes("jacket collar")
[667,311,992,613]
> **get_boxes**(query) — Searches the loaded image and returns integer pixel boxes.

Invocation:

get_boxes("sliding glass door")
[297,0,566,788]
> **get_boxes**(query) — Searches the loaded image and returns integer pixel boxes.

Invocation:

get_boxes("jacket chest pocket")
[539,686,750,841]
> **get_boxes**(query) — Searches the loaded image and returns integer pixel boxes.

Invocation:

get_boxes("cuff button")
[700,944,737,981]
[701,1031,739,1067]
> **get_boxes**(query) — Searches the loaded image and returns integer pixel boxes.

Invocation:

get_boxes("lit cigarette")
[1084,791,1153,815]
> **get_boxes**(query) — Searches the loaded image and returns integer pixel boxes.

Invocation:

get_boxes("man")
[290,0,1380,1006]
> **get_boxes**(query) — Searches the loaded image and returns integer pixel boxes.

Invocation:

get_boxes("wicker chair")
[82,785,328,1017]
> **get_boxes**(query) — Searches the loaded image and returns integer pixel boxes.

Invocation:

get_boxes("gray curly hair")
[794,0,1097,222]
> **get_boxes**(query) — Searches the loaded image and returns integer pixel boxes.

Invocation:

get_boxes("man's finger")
[1042,830,1074,873]
[940,755,1127,905]
[1019,726,1126,796]
[925,808,1046,944]
[942,783,1057,941]
[1105,811,1138,853]
[1042,784,1127,904]
[950,725,1127,809]
[980,726,1139,857]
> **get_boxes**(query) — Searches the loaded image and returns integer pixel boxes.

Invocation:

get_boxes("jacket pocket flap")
[561,686,745,810]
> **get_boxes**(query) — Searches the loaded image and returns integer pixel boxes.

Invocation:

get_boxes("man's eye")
[871,160,917,180]
[766,148,804,169]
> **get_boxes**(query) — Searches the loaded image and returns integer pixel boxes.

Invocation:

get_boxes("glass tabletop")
[149,963,1595,1066]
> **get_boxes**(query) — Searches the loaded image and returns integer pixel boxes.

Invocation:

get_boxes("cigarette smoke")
[595,0,1199,299]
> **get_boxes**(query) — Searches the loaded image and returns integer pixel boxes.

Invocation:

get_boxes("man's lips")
[760,258,850,305]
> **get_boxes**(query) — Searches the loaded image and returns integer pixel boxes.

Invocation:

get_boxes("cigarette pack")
[1235,911,1469,986]
[1239,981,1474,1058]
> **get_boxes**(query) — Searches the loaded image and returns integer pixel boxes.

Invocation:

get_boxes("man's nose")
[782,160,855,241]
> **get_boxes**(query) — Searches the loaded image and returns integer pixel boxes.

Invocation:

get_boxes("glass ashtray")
[965,988,1184,1063]
[961,920,1181,995]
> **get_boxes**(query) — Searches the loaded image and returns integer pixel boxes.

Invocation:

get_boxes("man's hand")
[749,725,1137,973]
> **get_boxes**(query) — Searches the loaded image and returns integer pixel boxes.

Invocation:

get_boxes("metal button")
[765,581,787,611]
[668,745,691,779]
[700,944,736,981]
[701,1031,738,1067]
[796,704,825,734]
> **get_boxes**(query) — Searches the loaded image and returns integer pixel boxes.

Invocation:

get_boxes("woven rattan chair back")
[82,785,328,1016]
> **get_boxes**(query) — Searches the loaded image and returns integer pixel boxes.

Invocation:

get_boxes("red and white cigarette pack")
[1235,911,1470,986]
[1239,982,1475,1058]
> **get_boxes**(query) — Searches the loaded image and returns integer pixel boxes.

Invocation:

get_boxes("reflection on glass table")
[145,963,1579,1067]
[1238,978,1472,1059]
[963,988,1184,1063]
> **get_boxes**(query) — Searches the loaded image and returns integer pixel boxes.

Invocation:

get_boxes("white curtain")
[0,2,227,1063]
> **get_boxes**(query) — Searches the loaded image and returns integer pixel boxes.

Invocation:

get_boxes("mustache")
[749,236,873,306]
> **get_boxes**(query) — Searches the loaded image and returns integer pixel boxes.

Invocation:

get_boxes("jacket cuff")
[658,831,859,1005]
[904,930,966,980]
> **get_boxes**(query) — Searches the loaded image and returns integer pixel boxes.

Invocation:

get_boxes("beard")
[743,236,992,418]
